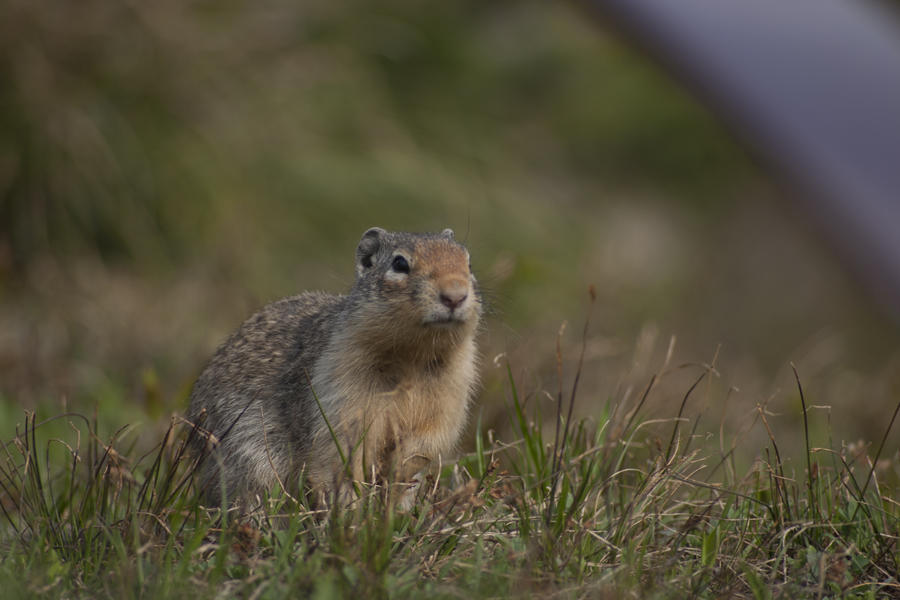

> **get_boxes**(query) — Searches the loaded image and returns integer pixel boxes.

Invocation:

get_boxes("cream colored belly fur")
[304,335,478,490]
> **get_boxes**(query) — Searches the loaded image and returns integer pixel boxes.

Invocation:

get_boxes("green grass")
[2,313,899,599]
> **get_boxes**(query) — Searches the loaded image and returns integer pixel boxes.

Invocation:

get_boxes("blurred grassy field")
[1,0,899,465]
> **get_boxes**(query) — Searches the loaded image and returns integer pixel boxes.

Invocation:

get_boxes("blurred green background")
[2,0,898,462]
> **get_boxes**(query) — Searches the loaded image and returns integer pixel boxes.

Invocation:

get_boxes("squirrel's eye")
[392,255,410,274]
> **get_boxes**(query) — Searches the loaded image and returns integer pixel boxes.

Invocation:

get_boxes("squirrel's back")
[187,227,482,506]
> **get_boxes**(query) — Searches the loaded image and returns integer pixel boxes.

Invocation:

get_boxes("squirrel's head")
[353,227,481,331]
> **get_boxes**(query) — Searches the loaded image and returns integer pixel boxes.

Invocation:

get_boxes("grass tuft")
[1,330,899,598]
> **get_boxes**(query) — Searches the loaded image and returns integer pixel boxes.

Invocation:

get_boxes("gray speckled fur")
[187,228,481,507]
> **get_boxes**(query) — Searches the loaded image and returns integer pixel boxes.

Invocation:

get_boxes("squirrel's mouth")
[422,313,468,327]
[421,295,475,327]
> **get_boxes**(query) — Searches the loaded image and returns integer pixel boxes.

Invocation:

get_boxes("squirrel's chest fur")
[305,314,479,485]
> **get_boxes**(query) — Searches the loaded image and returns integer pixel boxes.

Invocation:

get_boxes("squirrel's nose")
[440,282,468,311]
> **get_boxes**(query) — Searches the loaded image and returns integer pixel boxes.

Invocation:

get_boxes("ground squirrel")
[187,227,482,507]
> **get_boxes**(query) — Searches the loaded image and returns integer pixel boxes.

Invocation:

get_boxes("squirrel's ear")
[356,227,385,275]
[440,228,455,240]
